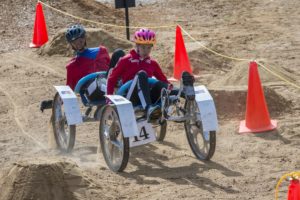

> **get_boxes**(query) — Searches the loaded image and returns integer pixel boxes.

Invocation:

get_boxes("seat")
[74,71,107,106]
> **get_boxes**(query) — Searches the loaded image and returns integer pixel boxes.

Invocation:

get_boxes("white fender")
[194,85,218,132]
[105,95,139,138]
[54,85,83,125]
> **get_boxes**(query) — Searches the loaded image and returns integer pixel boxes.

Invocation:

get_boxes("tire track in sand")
[0,83,46,150]
[1,52,65,78]
[0,52,67,151]
[17,54,65,77]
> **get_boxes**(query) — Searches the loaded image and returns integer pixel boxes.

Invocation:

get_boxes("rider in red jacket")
[106,49,169,94]
[40,24,112,112]
[65,24,110,90]
[107,28,171,122]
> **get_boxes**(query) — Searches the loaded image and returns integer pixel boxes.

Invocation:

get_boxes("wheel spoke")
[191,126,200,146]
[104,126,110,138]
[111,140,123,150]
[58,133,66,147]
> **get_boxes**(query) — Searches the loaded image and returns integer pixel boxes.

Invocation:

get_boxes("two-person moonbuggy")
[48,25,218,172]
[51,70,218,172]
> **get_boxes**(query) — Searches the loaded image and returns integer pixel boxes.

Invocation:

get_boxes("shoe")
[146,105,162,123]
[181,71,195,100]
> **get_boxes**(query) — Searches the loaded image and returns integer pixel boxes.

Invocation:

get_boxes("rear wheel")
[52,92,76,153]
[99,105,129,172]
[184,100,216,160]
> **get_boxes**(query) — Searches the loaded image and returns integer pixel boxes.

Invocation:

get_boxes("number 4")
[140,126,150,140]
[134,126,150,142]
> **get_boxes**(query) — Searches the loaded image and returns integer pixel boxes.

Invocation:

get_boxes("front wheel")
[99,105,129,172]
[52,92,76,153]
[184,100,216,160]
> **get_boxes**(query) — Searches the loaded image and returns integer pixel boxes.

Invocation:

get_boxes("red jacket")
[107,49,169,95]
[66,45,110,90]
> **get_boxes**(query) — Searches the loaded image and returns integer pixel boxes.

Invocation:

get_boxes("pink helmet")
[134,28,156,45]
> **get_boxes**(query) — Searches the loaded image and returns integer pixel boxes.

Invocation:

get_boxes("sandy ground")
[96,0,162,5]
[0,0,299,199]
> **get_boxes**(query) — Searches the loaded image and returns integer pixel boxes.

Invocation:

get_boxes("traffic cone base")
[168,77,178,82]
[239,119,277,133]
[29,42,40,48]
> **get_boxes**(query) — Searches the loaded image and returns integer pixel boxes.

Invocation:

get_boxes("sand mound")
[208,60,298,87]
[39,28,133,57]
[189,45,233,75]
[72,0,123,19]
[161,42,233,77]
[1,0,124,53]
[0,159,112,200]
[210,86,293,119]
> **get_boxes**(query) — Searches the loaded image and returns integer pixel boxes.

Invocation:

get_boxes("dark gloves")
[40,100,53,112]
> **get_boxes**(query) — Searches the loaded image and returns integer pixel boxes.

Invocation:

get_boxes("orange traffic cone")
[239,61,277,133]
[287,179,300,200]
[30,2,48,48]
[169,25,193,82]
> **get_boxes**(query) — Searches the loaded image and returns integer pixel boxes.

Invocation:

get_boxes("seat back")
[74,71,107,106]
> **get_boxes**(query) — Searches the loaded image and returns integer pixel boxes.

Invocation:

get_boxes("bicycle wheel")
[52,92,76,153]
[184,100,216,160]
[99,105,129,172]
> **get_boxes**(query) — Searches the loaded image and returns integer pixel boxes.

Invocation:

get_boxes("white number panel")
[130,120,156,147]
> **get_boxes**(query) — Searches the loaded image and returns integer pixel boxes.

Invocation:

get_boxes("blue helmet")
[65,24,86,43]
